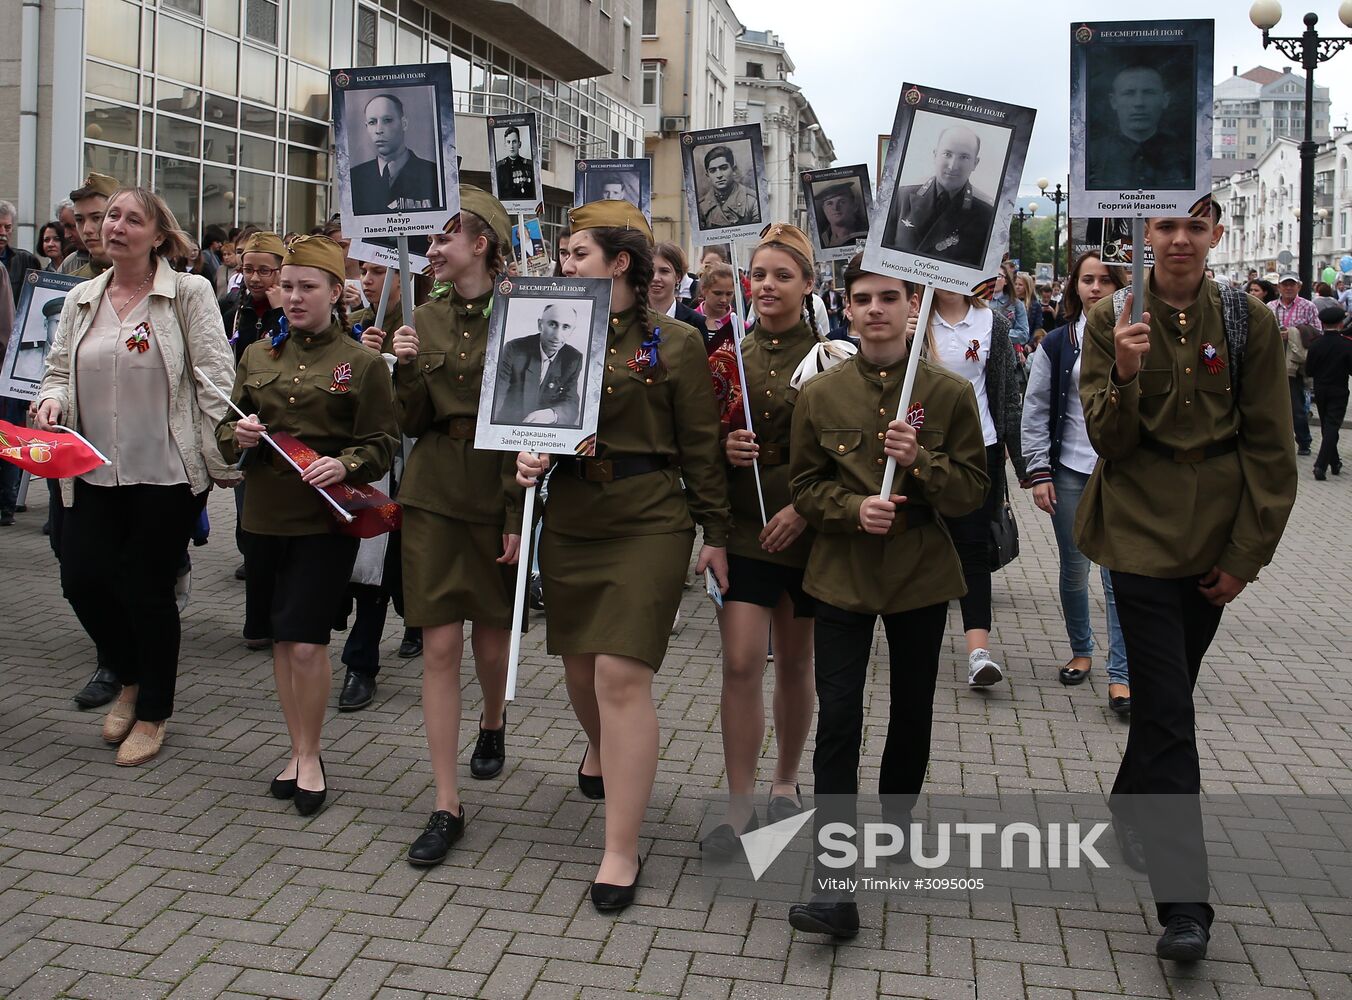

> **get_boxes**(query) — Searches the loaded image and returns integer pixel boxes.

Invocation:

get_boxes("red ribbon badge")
[964,338,980,362]
[906,402,925,429]
[125,322,151,354]
[1200,342,1225,375]
[626,347,654,372]
[330,361,353,393]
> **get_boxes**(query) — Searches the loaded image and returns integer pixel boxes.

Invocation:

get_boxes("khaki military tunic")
[728,319,817,567]
[541,307,730,669]
[1075,277,1297,581]
[217,318,398,536]
[348,299,404,353]
[395,289,525,628]
[790,354,989,615]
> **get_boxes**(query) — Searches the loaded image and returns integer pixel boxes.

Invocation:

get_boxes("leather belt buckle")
[448,417,475,439]
[1175,447,1204,463]
[583,458,614,483]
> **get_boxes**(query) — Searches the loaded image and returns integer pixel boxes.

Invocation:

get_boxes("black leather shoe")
[767,783,803,825]
[702,809,759,861]
[528,573,545,610]
[234,562,246,580]
[73,667,121,709]
[590,858,642,912]
[270,763,297,800]
[1314,466,1327,480]
[1058,661,1092,686]
[1109,693,1132,717]
[1333,462,1343,476]
[470,714,506,779]
[1114,816,1148,873]
[397,632,423,658]
[1298,445,1312,456]
[338,670,376,712]
[577,749,605,800]
[407,807,465,866]
[0,512,14,527]
[294,758,327,817]
[788,896,860,938]
[1156,915,1209,962]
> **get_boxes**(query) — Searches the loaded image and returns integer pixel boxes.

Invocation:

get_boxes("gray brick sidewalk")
[1,448,1349,999]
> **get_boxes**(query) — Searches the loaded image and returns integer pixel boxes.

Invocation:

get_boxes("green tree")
[1007,216,1056,274]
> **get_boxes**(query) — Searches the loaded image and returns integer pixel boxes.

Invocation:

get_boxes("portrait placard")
[1099,217,1156,267]
[801,164,873,263]
[574,159,653,222]
[474,277,613,456]
[0,271,83,401]
[347,234,431,272]
[331,63,459,239]
[1070,19,1214,217]
[864,84,1036,294]
[680,124,769,243]
[488,112,543,215]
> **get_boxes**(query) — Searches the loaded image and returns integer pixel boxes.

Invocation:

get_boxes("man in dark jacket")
[0,201,42,306]
[492,304,585,425]
[1307,304,1352,479]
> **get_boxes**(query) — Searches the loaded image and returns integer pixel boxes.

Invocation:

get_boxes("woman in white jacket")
[35,187,237,766]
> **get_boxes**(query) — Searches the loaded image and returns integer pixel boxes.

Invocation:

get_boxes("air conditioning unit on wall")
[661,116,688,134]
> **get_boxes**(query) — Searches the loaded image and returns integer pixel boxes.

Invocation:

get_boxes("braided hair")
[330,275,350,333]
[460,210,507,279]
[588,226,659,349]
[749,241,820,340]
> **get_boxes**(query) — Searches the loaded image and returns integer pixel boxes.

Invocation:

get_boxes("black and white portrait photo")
[1070,19,1213,216]
[864,84,1035,294]
[331,63,459,239]
[680,124,769,243]
[801,164,873,262]
[489,112,542,215]
[0,271,82,401]
[574,159,653,222]
[475,277,613,456]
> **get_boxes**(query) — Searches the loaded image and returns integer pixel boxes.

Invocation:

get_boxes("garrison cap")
[567,199,653,243]
[283,234,347,283]
[756,222,815,269]
[70,172,119,202]
[238,231,287,259]
[455,186,511,246]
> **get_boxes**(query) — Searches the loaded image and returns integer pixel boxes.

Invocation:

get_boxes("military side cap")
[568,199,653,243]
[817,182,856,202]
[284,234,346,283]
[70,172,119,201]
[456,185,511,246]
[757,222,815,269]
[238,231,287,259]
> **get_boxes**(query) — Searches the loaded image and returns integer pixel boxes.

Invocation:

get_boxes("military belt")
[1138,436,1239,463]
[558,454,670,483]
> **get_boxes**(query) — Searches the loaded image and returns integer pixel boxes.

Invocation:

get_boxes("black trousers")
[60,481,205,722]
[1290,376,1312,449]
[942,442,1002,633]
[1109,571,1223,928]
[1314,388,1348,473]
[812,600,949,883]
[339,528,410,677]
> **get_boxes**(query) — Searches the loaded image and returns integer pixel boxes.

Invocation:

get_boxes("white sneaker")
[967,649,1003,688]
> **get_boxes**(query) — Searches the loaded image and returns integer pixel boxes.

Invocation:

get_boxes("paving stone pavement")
[0,447,1349,1000]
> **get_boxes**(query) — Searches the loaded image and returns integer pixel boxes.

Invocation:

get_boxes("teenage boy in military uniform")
[786,254,989,939]
[1076,209,1296,962]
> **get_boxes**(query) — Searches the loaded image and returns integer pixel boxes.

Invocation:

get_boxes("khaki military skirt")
[402,507,515,629]
[540,527,696,670]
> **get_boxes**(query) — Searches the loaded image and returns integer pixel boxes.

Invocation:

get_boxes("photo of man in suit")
[349,92,444,216]
[495,126,536,202]
[881,124,995,267]
[1086,62,1193,191]
[493,303,586,426]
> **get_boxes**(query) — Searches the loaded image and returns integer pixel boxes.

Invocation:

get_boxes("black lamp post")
[1250,1,1352,295]
[1037,177,1067,279]
[1014,203,1038,268]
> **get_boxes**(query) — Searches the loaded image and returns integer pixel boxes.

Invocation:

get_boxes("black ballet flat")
[269,765,298,800]
[767,783,803,825]
[294,757,327,817]
[701,810,760,861]
[577,750,604,800]
[1058,661,1092,686]
[590,857,642,912]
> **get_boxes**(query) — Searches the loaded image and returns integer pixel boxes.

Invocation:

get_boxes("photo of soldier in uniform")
[491,302,587,427]
[573,159,653,222]
[1084,50,1195,192]
[680,124,769,243]
[880,111,1008,269]
[488,112,542,214]
[0,271,82,401]
[802,164,873,261]
[331,62,459,239]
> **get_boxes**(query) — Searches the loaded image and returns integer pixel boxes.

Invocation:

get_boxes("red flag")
[708,341,745,432]
[0,420,107,478]
[269,431,402,539]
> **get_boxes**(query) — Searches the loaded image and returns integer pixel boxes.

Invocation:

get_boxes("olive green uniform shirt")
[349,299,404,353]
[1075,277,1296,581]
[544,307,731,545]
[728,320,817,567]
[395,291,524,532]
[791,354,989,614]
[217,318,398,536]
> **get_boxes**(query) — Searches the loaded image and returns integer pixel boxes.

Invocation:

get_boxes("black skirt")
[242,533,360,644]
[722,552,815,618]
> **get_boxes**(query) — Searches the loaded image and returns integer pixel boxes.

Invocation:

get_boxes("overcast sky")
[730,0,1352,212]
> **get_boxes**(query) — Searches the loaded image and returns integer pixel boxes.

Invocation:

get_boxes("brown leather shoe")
[101,700,136,744]
[116,721,166,766]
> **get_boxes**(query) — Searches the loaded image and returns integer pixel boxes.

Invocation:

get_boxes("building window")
[1247,135,1257,145]
[746,62,764,78]
[622,21,631,78]
[245,0,278,45]
[163,0,202,15]
[641,0,656,36]
[641,61,661,107]
[356,6,377,66]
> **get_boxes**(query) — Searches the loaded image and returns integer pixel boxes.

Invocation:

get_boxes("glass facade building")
[79,0,642,240]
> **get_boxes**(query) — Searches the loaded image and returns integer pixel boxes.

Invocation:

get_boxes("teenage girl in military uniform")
[516,199,730,912]
[388,187,523,867]
[705,224,820,857]
[219,235,398,817]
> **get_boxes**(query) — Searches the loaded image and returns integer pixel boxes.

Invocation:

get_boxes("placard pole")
[878,283,934,499]
[727,239,768,526]
[372,267,395,331]
[1130,216,1145,323]
[396,237,415,326]
[516,213,535,266]
[504,479,535,701]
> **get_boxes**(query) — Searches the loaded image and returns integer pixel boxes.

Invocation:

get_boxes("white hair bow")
[789,338,858,391]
